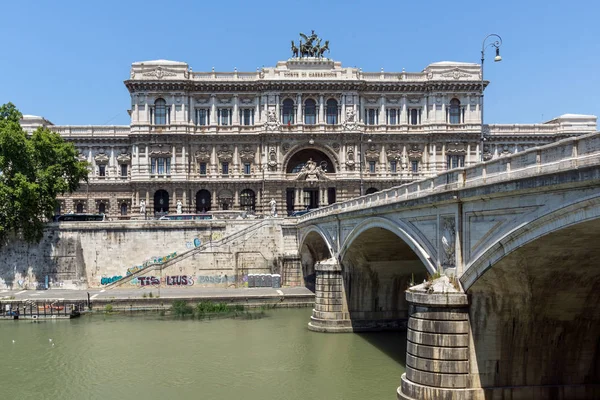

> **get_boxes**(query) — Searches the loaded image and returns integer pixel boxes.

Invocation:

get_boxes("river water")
[0,308,405,400]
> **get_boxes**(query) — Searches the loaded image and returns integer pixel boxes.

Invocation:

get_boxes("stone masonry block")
[407,341,468,361]
[406,366,467,388]
[408,328,469,347]
[406,353,469,374]
[408,318,470,334]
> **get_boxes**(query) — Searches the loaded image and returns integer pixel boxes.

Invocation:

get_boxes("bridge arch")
[462,193,600,391]
[340,217,437,274]
[338,216,435,330]
[298,226,335,291]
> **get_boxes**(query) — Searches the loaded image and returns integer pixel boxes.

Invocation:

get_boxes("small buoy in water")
[12,340,15,344]
[51,343,55,347]
[49,339,52,342]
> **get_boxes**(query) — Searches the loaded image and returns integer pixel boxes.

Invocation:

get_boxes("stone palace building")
[20,38,597,218]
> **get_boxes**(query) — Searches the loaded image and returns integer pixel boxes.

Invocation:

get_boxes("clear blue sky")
[1,0,598,127]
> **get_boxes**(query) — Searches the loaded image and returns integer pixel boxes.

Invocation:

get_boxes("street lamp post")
[480,34,503,162]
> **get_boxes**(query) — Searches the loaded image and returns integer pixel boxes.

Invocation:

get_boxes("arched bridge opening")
[341,227,429,331]
[299,230,332,292]
[466,217,600,396]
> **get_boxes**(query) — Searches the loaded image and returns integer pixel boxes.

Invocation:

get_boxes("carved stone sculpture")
[140,200,146,215]
[176,200,182,214]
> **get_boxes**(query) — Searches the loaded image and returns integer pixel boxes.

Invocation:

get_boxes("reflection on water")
[0,308,405,400]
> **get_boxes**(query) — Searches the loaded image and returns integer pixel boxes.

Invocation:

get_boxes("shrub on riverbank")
[196,301,243,315]
[168,300,266,320]
[171,300,194,316]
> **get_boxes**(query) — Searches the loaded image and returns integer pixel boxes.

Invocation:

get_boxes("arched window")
[76,203,84,213]
[282,99,294,125]
[98,203,106,214]
[240,189,256,211]
[449,98,461,124]
[154,189,169,213]
[120,203,128,216]
[366,187,379,195]
[154,98,167,125]
[304,99,316,125]
[326,99,338,124]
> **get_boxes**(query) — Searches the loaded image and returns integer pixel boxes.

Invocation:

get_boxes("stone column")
[319,94,324,124]
[341,95,346,121]
[398,282,470,400]
[255,96,260,124]
[379,95,386,126]
[210,95,217,125]
[308,258,352,333]
[233,94,239,125]
[275,94,280,122]
[296,93,302,125]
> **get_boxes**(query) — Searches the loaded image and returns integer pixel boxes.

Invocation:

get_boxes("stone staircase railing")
[104,218,280,289]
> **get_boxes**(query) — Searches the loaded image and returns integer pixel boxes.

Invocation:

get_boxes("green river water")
[0,308,406,400]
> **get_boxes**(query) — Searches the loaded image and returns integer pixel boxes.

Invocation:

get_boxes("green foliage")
[148,292,153,298]
[171,300,194,317]
[195,301,243,315]
[104,304,113,313]
[0,103,88,244]
[427,270,442,282]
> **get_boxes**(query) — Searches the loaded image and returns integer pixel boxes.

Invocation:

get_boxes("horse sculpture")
[291,41,299,58]
[319,40,330,58]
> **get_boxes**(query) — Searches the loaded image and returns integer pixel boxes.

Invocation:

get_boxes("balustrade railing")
[298,131,600,222]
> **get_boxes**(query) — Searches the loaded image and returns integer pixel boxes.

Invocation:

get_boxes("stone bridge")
[296,132,600,399]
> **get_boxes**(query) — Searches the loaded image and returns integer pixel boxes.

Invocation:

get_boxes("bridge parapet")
[298,131,600,223]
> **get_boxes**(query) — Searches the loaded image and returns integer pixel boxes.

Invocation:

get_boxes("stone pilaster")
[308,258,352,333]
[398,277,472,400]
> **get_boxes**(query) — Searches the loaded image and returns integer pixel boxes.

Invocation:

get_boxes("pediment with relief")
[116,152,132,163]
[94,152,109,164]
[364,144,379,161]
[407,144,423,160]
[195,146,210,162]
[217,144,233,161]
[239,145,255,162]
[446,143,467,155]
[386,144,402,160]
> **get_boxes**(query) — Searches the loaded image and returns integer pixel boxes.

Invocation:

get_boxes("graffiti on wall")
[185,238,202,249]
[137,275,195,286]
[138,276,160,286]
[101,276,123,285]
[196,275,236,284]
[166,275,194,286]
[125,252,178,276]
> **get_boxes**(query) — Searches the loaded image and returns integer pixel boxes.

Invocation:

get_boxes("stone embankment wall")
[0,219,300,290]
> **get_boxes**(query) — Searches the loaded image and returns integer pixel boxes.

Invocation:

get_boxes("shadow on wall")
[341,227,428,331]
[0,228,87,290]
[468,218,600,392]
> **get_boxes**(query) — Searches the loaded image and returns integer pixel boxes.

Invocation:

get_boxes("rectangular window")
[410,109,419,125]
[120,164,128,177]
[219,109,230,126]
[243,163,251,175]
[98,165,106,177]
[327,187,336,205]
[411,160,419,174]
[367,109,377,125]
[222,162,229,175]
[199,162,207,175]
[157,158,164,174]
[242,109,253,126]
[197,109,208,126]
[369,161,376,173]
[447,155,465,170]
[151,160,156,174]
[389,109,397,125]
[166,158,171,174]
[390,160,397,173]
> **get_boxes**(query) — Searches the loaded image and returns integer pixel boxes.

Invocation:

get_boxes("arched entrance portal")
[196,189,211,212]
[218,189,233,210]
[154,190,169,214]
[286,148,336,212]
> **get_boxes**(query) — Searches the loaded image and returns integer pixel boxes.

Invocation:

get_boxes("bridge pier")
[307,258,353,333]
[398,278,474,400]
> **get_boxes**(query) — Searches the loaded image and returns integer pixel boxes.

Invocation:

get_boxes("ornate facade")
[20,48,597,218]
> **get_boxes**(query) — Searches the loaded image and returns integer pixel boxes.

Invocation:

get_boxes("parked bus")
[158,214,213,221]
[53,214,105,222]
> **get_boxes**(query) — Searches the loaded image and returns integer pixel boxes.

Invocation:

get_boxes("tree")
[0,103,88,245]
